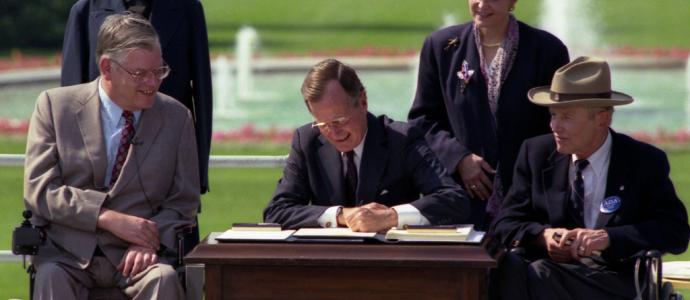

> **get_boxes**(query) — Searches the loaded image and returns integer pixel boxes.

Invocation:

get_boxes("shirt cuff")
[393,204,430,228]
[317,206,341,228]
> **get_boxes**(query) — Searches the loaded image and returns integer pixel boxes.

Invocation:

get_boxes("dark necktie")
[109,111,135,187]
[344,151,358,207]
[572,159,589,218]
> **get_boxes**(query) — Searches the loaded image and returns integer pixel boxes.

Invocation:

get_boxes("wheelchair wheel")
[661,281,682,300]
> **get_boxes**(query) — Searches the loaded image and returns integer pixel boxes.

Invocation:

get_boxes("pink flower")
[457,60,474,85]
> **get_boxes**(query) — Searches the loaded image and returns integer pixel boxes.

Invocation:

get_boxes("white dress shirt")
[570,132,612,228]
[98,80,142,187]
[318,131,430,228]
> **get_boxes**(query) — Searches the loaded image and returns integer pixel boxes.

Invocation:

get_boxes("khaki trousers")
[33,256,184,300]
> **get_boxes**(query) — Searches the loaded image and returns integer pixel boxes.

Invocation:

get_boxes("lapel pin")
[444,37,459,51]
[619,185,625,191]
[457,60,474,93]
[600,196,622,213]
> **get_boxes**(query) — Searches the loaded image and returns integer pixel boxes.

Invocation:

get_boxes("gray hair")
[95,12,160,64]
[301,58,364,106]
[588,106,614,120]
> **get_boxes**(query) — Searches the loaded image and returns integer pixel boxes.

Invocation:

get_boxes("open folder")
[215,224,485,244]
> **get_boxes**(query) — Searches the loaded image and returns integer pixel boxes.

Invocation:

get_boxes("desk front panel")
[186,235,496,300]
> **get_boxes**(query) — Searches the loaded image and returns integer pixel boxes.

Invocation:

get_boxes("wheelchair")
[503,247,684,300]
[13,210,198,300]
[635,250,684,300]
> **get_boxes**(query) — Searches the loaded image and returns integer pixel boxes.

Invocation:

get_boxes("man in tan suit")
[23,13,199,299]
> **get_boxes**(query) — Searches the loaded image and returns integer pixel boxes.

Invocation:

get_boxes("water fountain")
[235,26,258,100]
[441,13,457,29]
[538,0,600,57]
[213,55,243,118]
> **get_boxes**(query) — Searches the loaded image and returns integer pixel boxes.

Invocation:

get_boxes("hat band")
[550,91,612,102]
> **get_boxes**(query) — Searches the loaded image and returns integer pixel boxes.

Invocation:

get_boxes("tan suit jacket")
[24,79,200,269]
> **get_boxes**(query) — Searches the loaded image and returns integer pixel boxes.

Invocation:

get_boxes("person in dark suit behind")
[408,0,569,228]
[60,0,212,194]
[26,14,199,299]
[490,56,690,299]
[264,59,470,232]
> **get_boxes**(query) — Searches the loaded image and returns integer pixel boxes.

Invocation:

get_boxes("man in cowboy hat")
[489,56,689,299]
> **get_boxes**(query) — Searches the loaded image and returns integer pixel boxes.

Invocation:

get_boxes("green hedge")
[0,0,73,50]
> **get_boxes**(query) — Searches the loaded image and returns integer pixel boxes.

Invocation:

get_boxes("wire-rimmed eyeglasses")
[311,116,352,131]
[111,59,171,82]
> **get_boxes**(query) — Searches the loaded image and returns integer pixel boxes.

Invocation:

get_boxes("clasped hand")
[338,202,397,232]
[98,209,161,277]
[541,228,610,262]
[458,154,495,200]
[118,245,158,277]
[97,209,160,250]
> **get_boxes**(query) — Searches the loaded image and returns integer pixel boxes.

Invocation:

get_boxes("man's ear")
[99,57,112,80]
[596,110,613,128]
[359,90,368,110]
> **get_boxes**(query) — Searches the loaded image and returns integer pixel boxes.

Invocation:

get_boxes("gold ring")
[579,246,585,252]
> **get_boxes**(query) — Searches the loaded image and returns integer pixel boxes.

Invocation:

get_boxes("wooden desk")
[185,233,496,300]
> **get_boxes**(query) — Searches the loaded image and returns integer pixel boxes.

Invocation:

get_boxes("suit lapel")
[357,114,388,205]
[89,0,125,54]
[542,151,577,226]
[595,131,628,228]
[76,80,108,189]
[454,28,496,161]
[109,96,163,193]
[463,32,487,94]
[90,0,124,28]
[317,135,345,206]
[150,0,182,49]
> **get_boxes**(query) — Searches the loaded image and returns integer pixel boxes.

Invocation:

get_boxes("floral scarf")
[472,14,520,219]
[473,14,519,116]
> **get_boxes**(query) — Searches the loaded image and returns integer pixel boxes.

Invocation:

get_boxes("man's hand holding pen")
[541,228,609,262]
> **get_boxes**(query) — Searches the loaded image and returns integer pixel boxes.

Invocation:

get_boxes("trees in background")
[0,0,73,50]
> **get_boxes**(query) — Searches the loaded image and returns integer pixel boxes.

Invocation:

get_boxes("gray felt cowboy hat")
[528,56,634,107]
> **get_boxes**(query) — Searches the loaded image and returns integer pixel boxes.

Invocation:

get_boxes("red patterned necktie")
[109,110,135,187]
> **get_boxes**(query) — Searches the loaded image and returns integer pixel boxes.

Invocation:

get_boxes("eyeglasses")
[111,60,171,82]
[311,116,352,131]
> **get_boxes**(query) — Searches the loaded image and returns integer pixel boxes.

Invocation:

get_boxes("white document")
[215,229,295,241]
[293,228,377,238]
[384,226,484,243]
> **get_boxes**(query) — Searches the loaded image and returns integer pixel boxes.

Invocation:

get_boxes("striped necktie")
[109,110,135,187]
[572,159,589,218]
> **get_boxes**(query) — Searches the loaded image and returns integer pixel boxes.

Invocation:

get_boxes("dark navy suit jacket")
[264,113,470,229]
[408,21,569,226]
[60,0,212,193]
[492,131,689,268]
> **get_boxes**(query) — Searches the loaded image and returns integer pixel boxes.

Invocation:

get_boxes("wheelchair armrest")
[509,247,527,256]
[175,224,198,267]
[645,250,662,259]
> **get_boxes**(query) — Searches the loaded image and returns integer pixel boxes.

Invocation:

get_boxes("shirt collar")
[572,131,612,174]
[98,79,142,125]
[342,129,367,159]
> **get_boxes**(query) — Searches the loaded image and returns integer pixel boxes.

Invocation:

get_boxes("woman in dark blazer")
[408,0,569,228]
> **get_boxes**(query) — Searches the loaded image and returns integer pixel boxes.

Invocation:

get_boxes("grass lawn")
[4,0,690,58]
[2,136,690,298]
[201,0,690,54]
